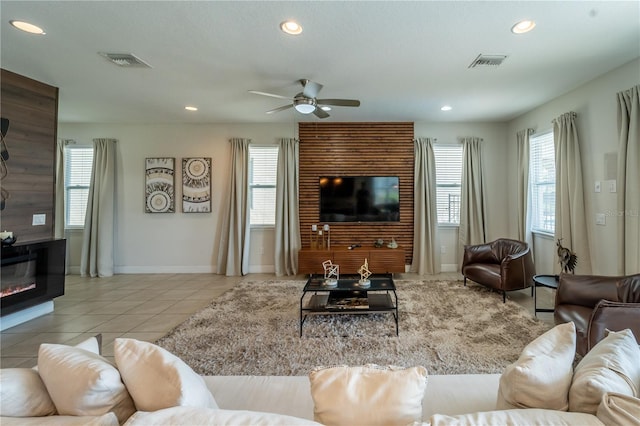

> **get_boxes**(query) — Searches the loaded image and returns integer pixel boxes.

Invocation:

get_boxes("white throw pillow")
[496,322,576,411]
[37,343,136,423]
[0,368,56,417]
[596,392,640,425]
[73,334,102,355]
[124,407,322,426]
[114,338,217,411]
[429,408,603,426]
[309,364,428,426]
[0,413,119,426]
[569,328,640,414]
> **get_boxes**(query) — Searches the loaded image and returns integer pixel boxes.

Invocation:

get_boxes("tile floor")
[0,272,555,368]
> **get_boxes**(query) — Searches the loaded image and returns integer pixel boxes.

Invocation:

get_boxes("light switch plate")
[609,180,616,193]
[595,213,606,225]
[32,214,46,226]
[595,181,601,193]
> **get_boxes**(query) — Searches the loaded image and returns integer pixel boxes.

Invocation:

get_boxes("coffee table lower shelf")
[300,289,398,337]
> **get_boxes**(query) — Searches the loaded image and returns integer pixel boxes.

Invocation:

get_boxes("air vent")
[98,52,152,68]
[468,54,507,68]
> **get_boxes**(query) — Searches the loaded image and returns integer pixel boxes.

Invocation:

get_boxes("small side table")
[533,274,559,316]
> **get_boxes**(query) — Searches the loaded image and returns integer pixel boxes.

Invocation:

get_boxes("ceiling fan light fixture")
[10,20,45,35]
[294,97,316,114]
[320,106,331,111]
[511,19,536,34]
[441,105,452,111]
[280,20,302,35]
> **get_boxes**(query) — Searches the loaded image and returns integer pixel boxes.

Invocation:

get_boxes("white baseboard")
[115,266,216,274]
[1,301,54,331]
[441,264,459,272]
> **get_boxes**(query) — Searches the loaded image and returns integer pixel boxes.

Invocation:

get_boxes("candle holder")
[323,224,331,250]
[310,225,319,249]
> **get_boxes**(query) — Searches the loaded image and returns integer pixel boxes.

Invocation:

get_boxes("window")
[64,146,94,228]
[529,131,555,234]
[248,145,279,226]
[433,144,463,225]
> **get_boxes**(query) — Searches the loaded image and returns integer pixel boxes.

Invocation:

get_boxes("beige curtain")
[275,138,301,276]
[553,112,591,274]
[458,137,486,265]
[617,84,640,274]
[217,138,251,276]
[516,129,534,248]
[411,138,440,274]
[54,139,68,240]
[80,138,117,277]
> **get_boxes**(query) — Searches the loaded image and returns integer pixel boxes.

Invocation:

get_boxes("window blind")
[529,131,555,234]
[248,145,279,226]
[64,147,93,227]
[433,144,463,224]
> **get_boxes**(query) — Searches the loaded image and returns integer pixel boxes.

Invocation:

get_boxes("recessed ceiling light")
[280,20,302,35]
[511,20,536,34]
[10,20,46,35]
[185,106,198,111]
[441,105,452,111]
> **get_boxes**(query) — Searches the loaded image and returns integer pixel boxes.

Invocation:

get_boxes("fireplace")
[1,239,65,316]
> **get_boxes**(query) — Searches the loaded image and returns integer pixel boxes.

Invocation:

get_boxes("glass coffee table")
[299,274,398,337]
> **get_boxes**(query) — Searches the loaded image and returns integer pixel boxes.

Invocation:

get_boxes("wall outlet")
[595,213,606,226]
[609,180,616,193]
[594,181,601,193]
[32,214,46,226]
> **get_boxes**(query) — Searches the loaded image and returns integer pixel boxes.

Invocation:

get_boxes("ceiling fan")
[249,79,360,119]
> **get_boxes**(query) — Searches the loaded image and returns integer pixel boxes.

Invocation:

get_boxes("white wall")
[507,58,640,275]
[60,54,638,278]
[58,123,294,274]
[60,121,510,274]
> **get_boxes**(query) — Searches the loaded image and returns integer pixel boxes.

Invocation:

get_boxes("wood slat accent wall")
[1,69,59,242]
[298,122,414,266]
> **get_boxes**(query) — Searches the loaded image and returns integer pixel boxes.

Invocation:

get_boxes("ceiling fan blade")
[317,99,360,107]
[248,90,292,100]
[313,108,330,119]
[266,104,294,114]
[301,79,323,99]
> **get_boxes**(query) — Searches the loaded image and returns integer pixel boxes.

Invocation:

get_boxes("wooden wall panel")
[298,122,414,266]
[1,69,58,242]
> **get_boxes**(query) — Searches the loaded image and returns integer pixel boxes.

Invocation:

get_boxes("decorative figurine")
[387,238,398,249]
[374,238,384,248]
[357,258,372,287]
[556,239,577,274]
[322,259,339,287]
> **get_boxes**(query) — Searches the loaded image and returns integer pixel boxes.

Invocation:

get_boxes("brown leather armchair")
[554,273,640,356]
[461,238,535,302]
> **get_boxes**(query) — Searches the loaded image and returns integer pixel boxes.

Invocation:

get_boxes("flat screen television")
[319,176,400,223]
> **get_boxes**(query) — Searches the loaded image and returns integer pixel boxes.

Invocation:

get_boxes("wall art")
[145,157,175,213]
[182,157,212,213]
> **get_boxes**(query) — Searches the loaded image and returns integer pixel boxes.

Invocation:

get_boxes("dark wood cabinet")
[298,246,405,275]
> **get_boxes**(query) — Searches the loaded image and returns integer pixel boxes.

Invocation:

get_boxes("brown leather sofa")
[461,238,535,302]
[554,273,640,356]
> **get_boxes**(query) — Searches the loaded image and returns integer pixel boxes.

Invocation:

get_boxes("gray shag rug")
[156,279,550,376]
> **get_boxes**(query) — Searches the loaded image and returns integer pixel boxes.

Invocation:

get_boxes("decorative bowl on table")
[1,236,17,246]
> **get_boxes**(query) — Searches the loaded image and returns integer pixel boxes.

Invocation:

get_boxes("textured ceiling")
[1,1,639,124]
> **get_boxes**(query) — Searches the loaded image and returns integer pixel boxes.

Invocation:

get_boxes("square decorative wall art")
[182,157,212,213]
[145,157,175,213]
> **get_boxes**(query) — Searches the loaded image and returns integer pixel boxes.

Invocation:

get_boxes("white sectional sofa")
[1,324,638,425]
